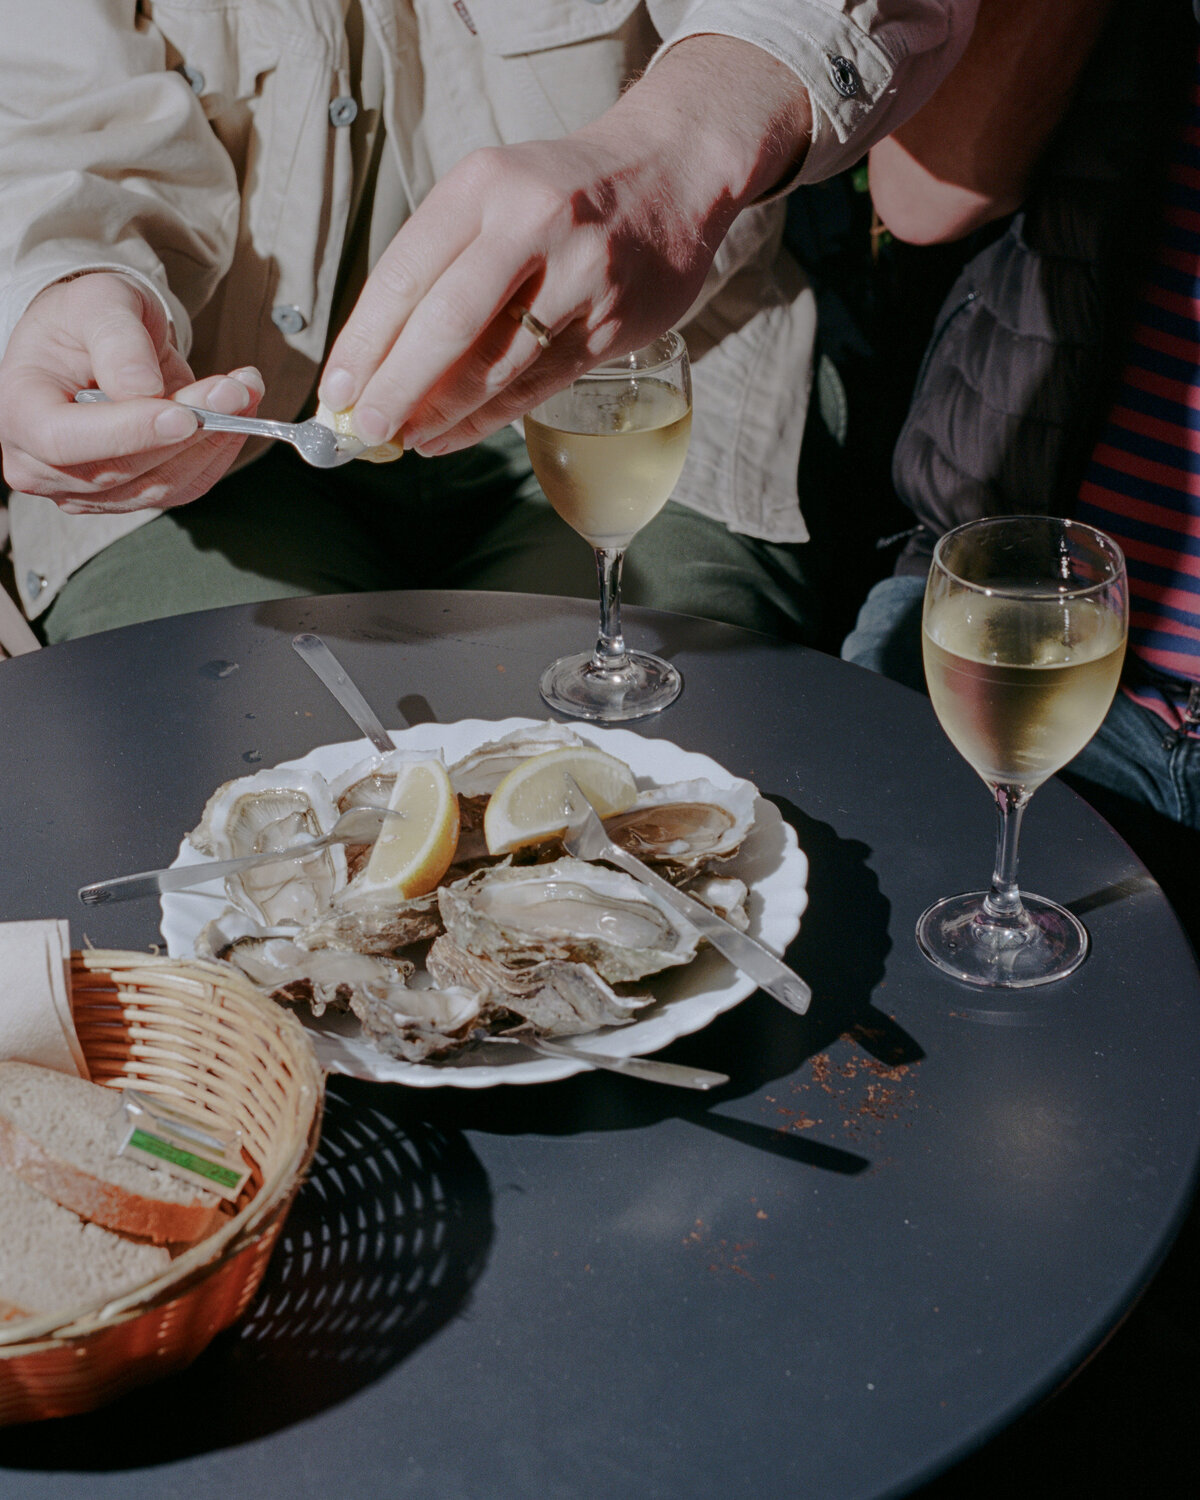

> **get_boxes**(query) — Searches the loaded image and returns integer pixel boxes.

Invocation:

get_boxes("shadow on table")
[416,794,910,1179]
[0,1078,493,1472]
[267,591,788,669]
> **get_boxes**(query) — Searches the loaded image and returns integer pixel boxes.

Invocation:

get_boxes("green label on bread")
[128,1129,242,1190]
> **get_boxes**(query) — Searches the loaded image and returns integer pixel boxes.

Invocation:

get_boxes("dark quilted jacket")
[891,0,1197,578]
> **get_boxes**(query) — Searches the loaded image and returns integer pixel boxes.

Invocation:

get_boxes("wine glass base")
[539,650,682,723]
[915,890,1088,989]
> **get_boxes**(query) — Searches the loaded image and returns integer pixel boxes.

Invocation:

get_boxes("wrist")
[596,34,812,214]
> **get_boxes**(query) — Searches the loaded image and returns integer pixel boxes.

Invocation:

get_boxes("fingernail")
[320,367,355,411]
[202,378,251,414]
[155,406,198,441]
[413,436,446,458]
[353,405,390,445]
[229,366,264,398]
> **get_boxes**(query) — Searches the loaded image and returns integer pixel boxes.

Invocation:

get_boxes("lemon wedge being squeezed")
[315,401,405,463]
[357,759,460,899]
[483,745,639,856]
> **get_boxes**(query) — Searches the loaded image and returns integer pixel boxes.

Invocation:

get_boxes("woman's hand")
[319,35,812,457]
[0,271,263,514]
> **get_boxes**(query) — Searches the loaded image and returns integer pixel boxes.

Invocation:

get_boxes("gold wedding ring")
[509,304,552,349]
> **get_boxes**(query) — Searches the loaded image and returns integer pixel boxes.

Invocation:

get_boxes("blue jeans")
[841,574,1200,832]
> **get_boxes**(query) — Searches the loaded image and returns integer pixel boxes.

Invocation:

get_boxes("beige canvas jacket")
[0,0,977,618]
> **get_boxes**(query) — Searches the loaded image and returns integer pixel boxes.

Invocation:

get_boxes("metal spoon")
[74,390,367,468]
[78,805,398,905]
[291,633,395,754]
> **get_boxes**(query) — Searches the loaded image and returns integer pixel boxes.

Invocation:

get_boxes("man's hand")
[0,271,263,514]
[319,35,812,457]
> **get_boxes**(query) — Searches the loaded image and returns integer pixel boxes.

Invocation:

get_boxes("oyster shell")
[196,911,412,1015]
[298,885,445,955]
[437,857,699,983]
[426,936,652,1034]
[604,777,758,876]
[188,766,344,926]
[679,873,750,931]
[451,724,587,853]
[448,723,584,797]
[330,747,448,814]
[330,748,452,878]
[349,982,484,1062]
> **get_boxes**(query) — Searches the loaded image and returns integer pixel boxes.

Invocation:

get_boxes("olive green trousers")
[43,427,820,644]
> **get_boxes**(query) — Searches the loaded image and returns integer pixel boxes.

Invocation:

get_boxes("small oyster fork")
[561,777,812,1017]
[74,390,367,468]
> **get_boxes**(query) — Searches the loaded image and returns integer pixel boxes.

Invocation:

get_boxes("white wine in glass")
[917,516,1128,987]
[524,331,691,721]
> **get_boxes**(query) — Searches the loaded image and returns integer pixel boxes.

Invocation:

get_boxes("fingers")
[53,271,175,400]
[319,179,485,420]
[414,343,592,456]
[2,367,263,511]
[85,300,169,400]
[317,139,661,453]
[405,317,591,455]
[3,370,196,475]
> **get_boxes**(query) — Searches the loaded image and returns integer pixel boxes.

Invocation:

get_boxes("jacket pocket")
[142,0,283,117]
[467,0,641,56]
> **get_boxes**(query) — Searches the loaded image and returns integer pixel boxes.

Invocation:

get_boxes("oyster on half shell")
[427,936,653,1035]
[298,884,445,955]
[604,776,758,877]
[196,911,413,1015]
[448,723,584,797]
[437,857,700,984]
[188,766,345,926]
[349,982,484,1061]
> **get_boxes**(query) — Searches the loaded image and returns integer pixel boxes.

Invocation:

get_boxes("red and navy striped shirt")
[1075,45,1200,733]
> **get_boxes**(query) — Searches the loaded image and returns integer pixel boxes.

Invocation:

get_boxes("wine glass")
[524,330,692,721]
[917,515,1128,988]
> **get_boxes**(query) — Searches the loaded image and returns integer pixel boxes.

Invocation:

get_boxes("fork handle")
[177,408,299,440]
[74,390,296,442]
[78,839,336,905]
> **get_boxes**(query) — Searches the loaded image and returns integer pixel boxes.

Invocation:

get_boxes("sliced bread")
[0,1170,170,1320]
[0,1061,224,1246]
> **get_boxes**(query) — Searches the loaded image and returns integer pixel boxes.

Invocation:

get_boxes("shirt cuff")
[648,0,976,193]
[0,260,191,366]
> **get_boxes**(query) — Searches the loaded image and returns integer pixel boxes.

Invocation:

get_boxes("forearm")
[869,0,1116,243]
[593,34,814,222]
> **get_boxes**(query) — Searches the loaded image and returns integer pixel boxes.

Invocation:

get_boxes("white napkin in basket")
[0,919,86,1077]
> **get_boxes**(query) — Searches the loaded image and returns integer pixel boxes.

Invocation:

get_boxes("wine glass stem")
[983,783,1033,924]
[592,546,630,673]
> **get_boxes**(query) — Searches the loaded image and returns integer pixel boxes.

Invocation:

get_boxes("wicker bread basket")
[0,949,324,1425]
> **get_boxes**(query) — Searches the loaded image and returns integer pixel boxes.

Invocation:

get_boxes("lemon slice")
[358,758,460,898]
[483,745,639,856]
[315,401,405,463]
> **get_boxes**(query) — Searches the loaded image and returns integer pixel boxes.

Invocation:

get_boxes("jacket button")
[827,55,861,98]
[181,63,206,95]
[328,96,358,127]
[25,572,45,602]
[271,304,307,335]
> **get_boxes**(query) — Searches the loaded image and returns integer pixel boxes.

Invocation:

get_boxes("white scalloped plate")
[160,718,808,1086]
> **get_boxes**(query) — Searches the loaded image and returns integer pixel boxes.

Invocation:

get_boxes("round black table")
[0,590,1195,1500]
